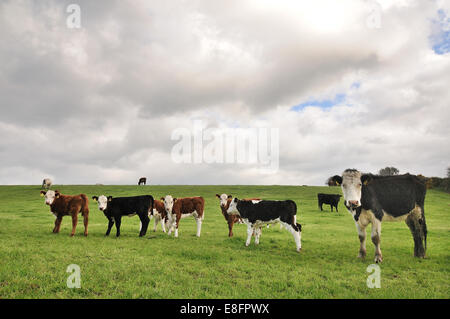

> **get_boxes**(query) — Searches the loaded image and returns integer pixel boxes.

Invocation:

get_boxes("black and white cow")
[227,198,302,252]
[92,195,154,237]
[317,193,342,212]
[334,169,427,263]
[42,178,52,189]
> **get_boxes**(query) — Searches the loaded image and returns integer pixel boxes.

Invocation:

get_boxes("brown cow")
[149,199,167,232]
[216,194,261,237]
[162,195,205,237]
[40,190,89,236]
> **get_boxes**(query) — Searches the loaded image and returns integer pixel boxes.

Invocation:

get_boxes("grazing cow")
[334,169,427,263]
[227,198,302,252]
[92,195,154,237]
[42,178,52,189]
[162,196,205,237]
[215,194,261,237]
[317,193,342,212]
[40,190,89,236]
[138,177,147,185]
[149,199,167,233]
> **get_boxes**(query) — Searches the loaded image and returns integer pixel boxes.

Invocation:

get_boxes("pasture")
[0,185,448,299]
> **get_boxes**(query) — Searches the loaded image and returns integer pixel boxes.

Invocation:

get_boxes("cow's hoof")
[374,255,383,263]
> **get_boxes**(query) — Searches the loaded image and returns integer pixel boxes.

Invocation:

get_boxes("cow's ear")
[107,196,113,201]
[227,195,232,198]
[92,196,98,202]
[173,198,177,202]
[40,190,46,197]
[335,176,343,186]
[215,194,220,198]
[361,174,372,186]
[234,197,239,202]
[160,197,165,201]
[55,190,60,198]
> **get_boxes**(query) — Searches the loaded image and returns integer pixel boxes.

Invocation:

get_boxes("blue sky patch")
[431,9,450,55]
[291,93,346,112]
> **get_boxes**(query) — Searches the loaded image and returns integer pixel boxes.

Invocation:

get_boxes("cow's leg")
[196,217,202,237]
[105,217,114,236]
[53,216,62,233]
[174,215,181,238]
[245,225,254,246]
[228,218,234,237]
[330,205,333,212]
[153,215,159,232]
[82,212,88,236]
[371,219,382,263]
[254,227,262,245]
[335,204,339,213]
[406,211,426,258]
[167,217,173,236]
[355,222,367,259]
[319,203,323,211]
[139,213,150,237]
[114,216,122,237]
[161,217,167,233]
[70,213,78,237]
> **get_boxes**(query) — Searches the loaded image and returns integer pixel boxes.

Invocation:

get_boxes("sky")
[0,0,449,185]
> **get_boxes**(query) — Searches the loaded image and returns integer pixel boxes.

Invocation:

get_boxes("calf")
[215,193,261,237]
[138,177,147,185]
[40,190,89,236]
[334,169,427,262]
[92,195,154,237]
[42,178,52,189]
[149,199,167,232]
[317,193,342,212]
[162,196,205,237]
[227,198,302,252]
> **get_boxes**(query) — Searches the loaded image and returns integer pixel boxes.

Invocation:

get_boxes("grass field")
[0,185,449,299]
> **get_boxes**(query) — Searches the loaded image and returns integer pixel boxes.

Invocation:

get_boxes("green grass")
[0,185,449,299]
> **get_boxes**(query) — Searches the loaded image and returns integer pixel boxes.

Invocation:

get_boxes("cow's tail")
[148,197,154,217]
[80,194,89,215]
[286,200,300,231]
[421,205,427,252]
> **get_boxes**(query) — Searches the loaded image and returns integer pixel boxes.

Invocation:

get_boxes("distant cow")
[317,193,342,212]
[227,198,302,252]
[216,193,261,237]
[42,178,52,189]
[40,190,89,236]
[138,177,147,185]
[149,199,167,232]
[334,169,427,263]
[92,195,154,237]
[162,196,205,237]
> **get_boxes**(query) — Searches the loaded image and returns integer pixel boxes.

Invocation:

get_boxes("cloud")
[0,0,449,185]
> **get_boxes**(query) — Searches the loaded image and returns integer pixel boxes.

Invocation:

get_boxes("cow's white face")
[218,194,230,207]
[97,195,108,211]
[42,190,57,205]
[227,198,240,215]
[341,170,362,211]
[163,195,174,214]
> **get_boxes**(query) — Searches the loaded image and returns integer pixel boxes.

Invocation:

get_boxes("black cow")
[92,195,154,237]
[138,177,147,185]
[334,169,427,262]
[317,193,342,212]
[227,198,302,252]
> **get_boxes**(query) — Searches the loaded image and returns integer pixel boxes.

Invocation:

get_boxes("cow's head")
[334,169,372,213]
[216,193,232,208]
[92,195,112,211]
[162,195,176,215]
[226,197,240,216]
[40,190,60,205]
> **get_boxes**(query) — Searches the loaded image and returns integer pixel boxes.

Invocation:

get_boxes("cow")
[40,190,89,236]
[138,177,147,185]
[92,195,154,237]
[227,198,302,252]
[334,169,427,263]
[317,193,342,212]
[149,199,167,233]
[162,196,205,237]
[42,178,52,189]
[215,194,262,237]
